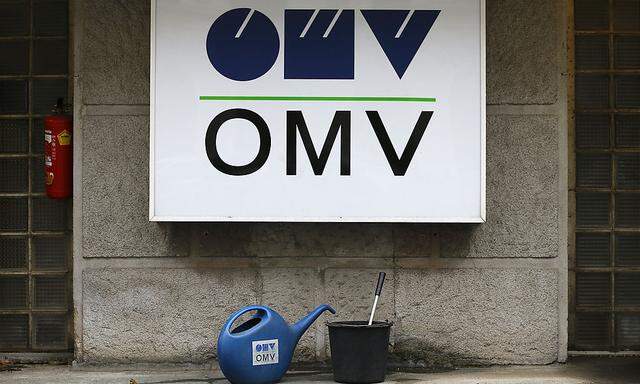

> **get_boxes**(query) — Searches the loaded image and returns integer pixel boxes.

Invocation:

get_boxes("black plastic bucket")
[327,321,392,384]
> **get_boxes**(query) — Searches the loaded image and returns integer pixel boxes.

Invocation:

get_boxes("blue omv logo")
[255,342,277,352]
[206,8,440,81]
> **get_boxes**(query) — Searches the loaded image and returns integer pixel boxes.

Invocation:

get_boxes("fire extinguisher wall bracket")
[44,98,73,199]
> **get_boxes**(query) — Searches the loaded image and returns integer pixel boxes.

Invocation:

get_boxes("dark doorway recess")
[0,0,72,353]
[570,0,640,352]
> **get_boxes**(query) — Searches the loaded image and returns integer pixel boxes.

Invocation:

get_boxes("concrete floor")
[1,357,639,384]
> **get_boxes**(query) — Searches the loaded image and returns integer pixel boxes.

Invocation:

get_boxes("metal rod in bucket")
[368,272,386,325]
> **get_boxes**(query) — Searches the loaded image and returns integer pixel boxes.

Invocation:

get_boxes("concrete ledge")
[4,358,640,384]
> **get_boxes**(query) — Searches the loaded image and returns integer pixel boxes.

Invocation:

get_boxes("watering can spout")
[292,304,336,340]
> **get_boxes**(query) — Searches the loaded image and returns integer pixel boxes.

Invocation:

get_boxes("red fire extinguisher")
[44,98,72,199]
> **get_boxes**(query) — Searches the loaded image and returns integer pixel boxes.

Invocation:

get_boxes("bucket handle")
[225,305,269,336]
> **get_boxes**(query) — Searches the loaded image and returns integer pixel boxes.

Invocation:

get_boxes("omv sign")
[151,0,485,223]
[206,9,440,81]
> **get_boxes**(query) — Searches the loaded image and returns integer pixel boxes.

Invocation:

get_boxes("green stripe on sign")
[199,95,437,102]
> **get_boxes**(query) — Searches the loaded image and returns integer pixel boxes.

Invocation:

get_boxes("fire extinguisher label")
[45,132,52,143]
[46,172,54,186]
[57,130,71,146]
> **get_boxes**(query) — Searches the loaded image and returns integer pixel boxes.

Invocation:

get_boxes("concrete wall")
[72,0,568,367]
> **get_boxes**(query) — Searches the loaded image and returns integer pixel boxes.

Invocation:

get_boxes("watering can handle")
[224,305,269,335]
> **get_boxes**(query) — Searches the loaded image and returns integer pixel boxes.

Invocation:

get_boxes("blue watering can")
[218,304,336,384]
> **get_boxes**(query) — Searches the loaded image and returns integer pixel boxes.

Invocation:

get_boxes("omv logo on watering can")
[218,304,335,384]
[252,339,279,365]
[206,8,440,81]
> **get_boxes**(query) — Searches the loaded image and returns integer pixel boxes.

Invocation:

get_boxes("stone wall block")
[191,223,254,257]
[441,115,559,258]
[80,0,150,104]
[193,223,393,258]
[394,268,558,367]
[486,0,559,104]
[393,225,439,257]
[82,268,259,363]
[82,116,188,257]
[248,223,393,257]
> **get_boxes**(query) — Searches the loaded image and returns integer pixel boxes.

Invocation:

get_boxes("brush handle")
[368,272,386,326]
[374,272,386,296]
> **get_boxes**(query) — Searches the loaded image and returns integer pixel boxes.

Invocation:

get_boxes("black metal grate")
[0,41,29,74]
[616,234,640,266]
[616,114,640,147]
[0,80,28,114]
[0,0,71,352]
[576,312,611,349]
[33,314,67,349]
[577,35,610,69]
[577,153,612,187]
[616,154,640,188]
[614,36,640,68]
[572,0,640,352]
[0,197,28,231]
[613,0,640,30]
[616,313,640,349]
[32,236,68,270]
[577,273,612,306]
[0,119,29,154]
[0,158,29,193]
[0,236,27,269]
[575,0,609,30]
[0,276,28,309]
[577,233,611,267]
[576,75,610,107]
[33,275,66,309]
[0,315,29,349]
[615,273,640,306]
[576,192,611,227]
[576,113,610,148]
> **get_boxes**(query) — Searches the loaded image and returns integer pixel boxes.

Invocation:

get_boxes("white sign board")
[151,0,485,222]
